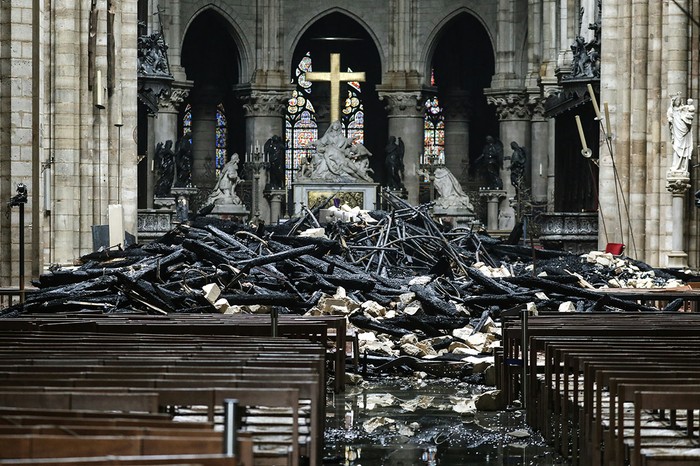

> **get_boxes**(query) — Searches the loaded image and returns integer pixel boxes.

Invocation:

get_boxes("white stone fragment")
[558,301,576,312]
[202,283,221,304]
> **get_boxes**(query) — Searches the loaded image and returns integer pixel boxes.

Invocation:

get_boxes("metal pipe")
[223,398,239,457]
[270,307,278,337]
[521,308,528,410]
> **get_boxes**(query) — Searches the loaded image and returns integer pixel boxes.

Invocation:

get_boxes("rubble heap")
[1,199,693,380]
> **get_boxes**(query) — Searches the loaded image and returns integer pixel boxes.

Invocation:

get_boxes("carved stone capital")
[485,91,532,121]
[378,91,424,117]
[528,94,547,121]
[158,84,192,112]
[666,171,691,194]
[441,92,472,120]
[239,90,288,117]
[478,189,507,202]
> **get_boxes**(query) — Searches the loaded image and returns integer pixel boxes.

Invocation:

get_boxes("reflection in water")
[324,378,568,466]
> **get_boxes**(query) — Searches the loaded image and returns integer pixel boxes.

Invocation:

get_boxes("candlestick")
[575,115,588,151]
[604,101,612,137]
[587,84,602,120]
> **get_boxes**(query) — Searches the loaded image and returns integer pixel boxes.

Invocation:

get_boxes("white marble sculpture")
[667,94,695,174]
[429,166,474,212]
[301,120,374,182]
[206,153,243,205]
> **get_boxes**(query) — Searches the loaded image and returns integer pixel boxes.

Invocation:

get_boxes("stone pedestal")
[265,188,286,224]
[210,204,250,221]
[479,189,507,231]
[292,182,379,215]
[538,212,598,254]
[666,172,691,268]
[432,207,477,229]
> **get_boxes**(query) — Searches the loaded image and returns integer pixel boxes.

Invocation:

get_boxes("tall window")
[181,103,228,176]
[423,96,445,165]
[286,52,318,186]
[342,73,364,145]
[215,104,227,175]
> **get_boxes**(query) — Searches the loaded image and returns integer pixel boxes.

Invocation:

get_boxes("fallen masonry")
[2,202,697,381]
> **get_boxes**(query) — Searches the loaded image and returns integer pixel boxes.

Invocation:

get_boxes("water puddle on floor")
[323,377,569,466]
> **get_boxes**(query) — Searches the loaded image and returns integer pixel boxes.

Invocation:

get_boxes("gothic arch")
[421,8,495,86]
[286,8,385,80]
[180,3,252,82]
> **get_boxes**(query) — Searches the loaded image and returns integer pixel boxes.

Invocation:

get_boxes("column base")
[666,251,689,269]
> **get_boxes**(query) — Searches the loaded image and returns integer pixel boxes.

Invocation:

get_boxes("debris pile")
[1,197,693,381]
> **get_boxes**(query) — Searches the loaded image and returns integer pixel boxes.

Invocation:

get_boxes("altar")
[292,181,379,214]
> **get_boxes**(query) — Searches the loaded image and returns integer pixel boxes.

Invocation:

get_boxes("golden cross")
[305,53,365,123]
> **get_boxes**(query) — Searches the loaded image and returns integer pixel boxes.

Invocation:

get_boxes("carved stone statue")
[507,141,527,189]
[137,31,170,77]
[668,94,695,173]
[426,166,474,212]
[206,153,243,206]
[475,135,504,190]
[384,136,405,189]
[154,140,175,197]
[264,135,286,189]
[173,133,193,188]
[302,120,374,182]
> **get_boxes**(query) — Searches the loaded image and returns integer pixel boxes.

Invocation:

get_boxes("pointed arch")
[180,3,252,82]
[286,8,385,80]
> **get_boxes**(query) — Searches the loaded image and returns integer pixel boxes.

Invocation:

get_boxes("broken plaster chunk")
[202,283,221,304]
[558,301,576,312]
[213,297,230,313]
[403,303,422,315]
[415,341,437,357]
[474,389,506,411]
[399,333,418,345]
[362,416,396,434]
[299,227,327,238]
[401,342,424,357]
[408,276,432,286]
[452,326,475,341]
[361,300,386,317]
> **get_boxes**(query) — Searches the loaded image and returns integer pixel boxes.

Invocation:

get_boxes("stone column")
[190,96,217,189]
[479,189,507,231]
[441,90,471,184]
[485,90,532,229]
[265,189,286,225]
[529,97,548,205]
[666,175,690,268]
[148,83,191,208]
[379,91,424,205]
[238,89,287,223]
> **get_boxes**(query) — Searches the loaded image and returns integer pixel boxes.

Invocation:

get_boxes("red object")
[605,243,625,255]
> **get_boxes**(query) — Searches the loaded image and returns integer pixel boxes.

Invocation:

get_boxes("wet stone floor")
[323,377,569,466]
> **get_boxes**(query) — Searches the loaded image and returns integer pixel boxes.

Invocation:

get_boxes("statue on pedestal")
[264,135,286,189]
[173,133,193,188]
[667,94,695,174]
[154,140,175,197]
[430,166,474,212]
[475,135,504,190]
[384,136,405,189]
[507,141,527,189]
[302,120,374,182]
[206,153,243,206]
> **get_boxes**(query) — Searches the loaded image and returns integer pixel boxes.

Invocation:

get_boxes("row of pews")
[0,313,346,466]
[498,312,700,466]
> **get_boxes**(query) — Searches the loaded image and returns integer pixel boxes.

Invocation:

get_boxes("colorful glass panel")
[286,52,318,186]
[183,104,192,136]
[215,104,227,175]
[423,96,445,165]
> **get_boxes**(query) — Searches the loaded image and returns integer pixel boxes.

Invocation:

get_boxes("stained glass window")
[215,104,227,175]
[286,52,318,186]
[183,104,192,136]
[423,96,445,165]
[342,70,364,144]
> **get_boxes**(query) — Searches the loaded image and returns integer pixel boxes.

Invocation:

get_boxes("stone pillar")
[666,175,690,268]
[190,97,217,189]
[148,83,191,208]
[265,189,286,225]
[378,91,424,205]
[238,89,287,223]
[485,91,532,229]
[529,97,548,205]
[441,90,471,184]
[479,189,507,231]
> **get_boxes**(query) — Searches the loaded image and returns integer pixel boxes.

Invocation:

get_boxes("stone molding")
[666,172,691,194]
[378,91,424,117]
[158,83,192,112]
[239,90,288,117]
[485,90,532,121]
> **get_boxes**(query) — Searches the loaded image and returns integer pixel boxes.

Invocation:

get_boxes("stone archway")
[180,9,245,196]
